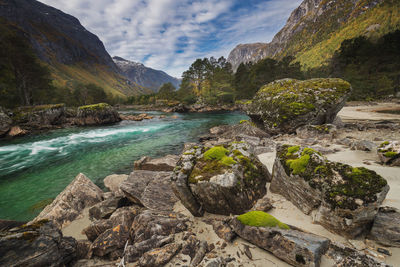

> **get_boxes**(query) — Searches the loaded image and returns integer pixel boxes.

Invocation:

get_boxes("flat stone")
[134,155,179,171]
[103,174,128,194]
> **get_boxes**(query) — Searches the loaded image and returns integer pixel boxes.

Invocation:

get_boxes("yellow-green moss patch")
[237,211,290,229]
[78,103,110,111]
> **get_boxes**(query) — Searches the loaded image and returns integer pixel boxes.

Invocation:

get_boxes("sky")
[38,0,302,78]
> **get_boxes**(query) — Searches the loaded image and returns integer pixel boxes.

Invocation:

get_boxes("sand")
[62,208,91,240]
[338,102,400,122]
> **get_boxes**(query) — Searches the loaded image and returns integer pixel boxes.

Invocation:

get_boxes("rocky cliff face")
[228,0,389,71]
[113,57,181,92]
[0,0,148,96]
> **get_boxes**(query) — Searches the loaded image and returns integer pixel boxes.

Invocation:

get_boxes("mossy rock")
[246,78,351,135]
[237,211,290,229]
[78,103,110,111]
[277,144,387,210]
[377,141,400,166]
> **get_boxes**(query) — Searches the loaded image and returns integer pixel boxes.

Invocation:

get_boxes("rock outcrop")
[0,220,77,267]
[270,145,389,238]
[34,173,103,229]
[134,155,179,172]
[245,78,352,135]
[120,170,178,211]
[230,212,330,267]
[377,141,400,166]
[75,103,121,126]
[0,107,12,136]
[369,206,400,247]
[171,141,270,216]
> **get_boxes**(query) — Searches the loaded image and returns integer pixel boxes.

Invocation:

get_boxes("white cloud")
[39,0,302,77]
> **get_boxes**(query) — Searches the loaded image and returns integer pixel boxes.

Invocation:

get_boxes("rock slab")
[34,173,103,229]
[230,218,330,267]
[369,206,400,247]
[134,154,179,171]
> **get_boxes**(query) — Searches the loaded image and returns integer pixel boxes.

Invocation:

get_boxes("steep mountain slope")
[0,0,149,96]
[228,0,400,71]
[113,57,181,92]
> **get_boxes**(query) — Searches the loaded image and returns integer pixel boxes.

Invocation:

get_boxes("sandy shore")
[338,102,400,122]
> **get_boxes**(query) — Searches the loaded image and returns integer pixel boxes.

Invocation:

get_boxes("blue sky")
[39,0,302,77]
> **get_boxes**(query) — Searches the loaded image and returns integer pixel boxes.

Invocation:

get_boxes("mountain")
[228,0,400,71]
[0,0,149,97]
[113,57,181,92]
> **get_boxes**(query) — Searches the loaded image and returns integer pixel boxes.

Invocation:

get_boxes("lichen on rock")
[245,78,352,135]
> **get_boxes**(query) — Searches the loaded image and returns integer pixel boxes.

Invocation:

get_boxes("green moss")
[286,154,310,175]
[204,146,229,161]
[183,152,195,155]
[384,151,398,158]
[379,141,390,148]
[239,120,248,124]
[78,103,110,111]
[221,156,237,166]
[237,211,290,229]
[287,145,300,154]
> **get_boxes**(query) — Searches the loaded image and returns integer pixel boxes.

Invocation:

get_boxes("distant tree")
[157,82,176,100]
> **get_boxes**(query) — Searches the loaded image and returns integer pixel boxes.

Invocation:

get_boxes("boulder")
[88,196,130,220]
[296,124,337,140]
[130,210,188,243]
[369,206,400,247]
[83,219,112,242]
[230,213,330,267]
[0,106,12,136]
[134,154,179,171]
[326,242,389,267]
[125,235,174,263]
[245,78,352,135]
[75,103,121,126]
[103,174,128,194]
[377,141,400,166]
[90,224,129,260]
[171,141,270,216]
[0,220,77,267]
[7,126,28,137]
[209,219,236,242]
[120,170,178,211]
[13,104,66,127]
[34,173,104,229]
[109,205,143,228]
[270,145,389,238]
[138,243,181,267]
[351,140,376,152]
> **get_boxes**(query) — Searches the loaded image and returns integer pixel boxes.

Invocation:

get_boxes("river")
[0,110,248,221]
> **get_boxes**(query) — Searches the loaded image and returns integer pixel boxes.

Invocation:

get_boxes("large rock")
[13,104,66,127]
[88,196,131,220]
[75,103,121,126]
[0,106,12,136]
[230,215,330,267]
[0,220,77,267]
[134,154,179,171]
[245,78,352,135]
[138,243,181,267]
[326,242,389,267]
[125,235,174,263]
[83,220,113,242]
[103,174,128,194]
[130,210,188,243]
[90,224,129,260]
[34,173,104,228]
[270,145,389,238]
[377,141,400,166]
[369,206,400,247]
[120,170,178,211]
[171,141,270,216]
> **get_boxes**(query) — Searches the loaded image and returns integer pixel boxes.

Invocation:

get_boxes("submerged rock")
[0,106,12,136]
[230,211,330,267]
[134,154,179,171]
[270,145,389,238]
[369,206,400,247]
[34,173,104,229]
[0,220,76,267]
[171,141,270,216]
[245,78,352,135]
[75,103,120,126]
[120,170,178,211]
[377,141,400,166]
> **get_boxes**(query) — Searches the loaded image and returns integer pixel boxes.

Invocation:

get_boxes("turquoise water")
[0,111,248,221]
